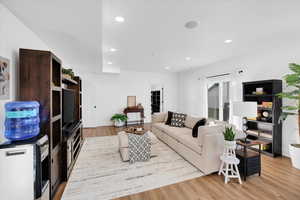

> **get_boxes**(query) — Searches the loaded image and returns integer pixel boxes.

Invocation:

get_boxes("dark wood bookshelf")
[19,49,83,199]
[243,80,282,157]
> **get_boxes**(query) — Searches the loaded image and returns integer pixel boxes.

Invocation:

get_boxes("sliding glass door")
[207,81,230,121]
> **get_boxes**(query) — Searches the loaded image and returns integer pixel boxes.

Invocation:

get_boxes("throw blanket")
[128,133,151,164]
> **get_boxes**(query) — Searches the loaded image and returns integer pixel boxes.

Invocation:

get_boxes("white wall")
[0,4,49,142]
[178,35,300,157]
[0,3,179,142]
[81,70,178,127]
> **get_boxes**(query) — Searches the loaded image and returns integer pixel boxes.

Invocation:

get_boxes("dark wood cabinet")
[19,49,83,199]
[51,144,63,192]
[20,49,63,197]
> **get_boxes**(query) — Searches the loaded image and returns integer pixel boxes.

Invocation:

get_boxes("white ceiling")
[0,0,102,73]
[2,0,300,73]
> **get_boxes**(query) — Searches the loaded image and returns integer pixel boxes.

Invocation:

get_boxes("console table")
[123,107,144,126]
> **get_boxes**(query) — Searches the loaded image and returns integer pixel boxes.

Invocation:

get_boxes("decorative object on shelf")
[262,101,273,108]
[62,68,75,79]
[255,87,264,95]
[219,127,242,184]
[137,103,143,109]
[127,96,136,108]
[0,56,10,100]
[232,101,258,143]
[111,114,128,127]
[277,63,300,169]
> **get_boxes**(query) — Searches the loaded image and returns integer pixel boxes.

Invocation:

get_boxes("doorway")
[151,87,164,114]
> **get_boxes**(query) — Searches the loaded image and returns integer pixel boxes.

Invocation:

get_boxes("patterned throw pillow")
[170,112,187,127]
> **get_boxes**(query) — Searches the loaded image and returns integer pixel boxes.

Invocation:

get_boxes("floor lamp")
[232,101,258,143]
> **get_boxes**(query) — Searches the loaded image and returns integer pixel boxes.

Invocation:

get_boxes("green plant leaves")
[223,126,236,141]
[289,63,300,74]
[277,63,300,122]
[111,114,128,121]
[284,74,300,86]
[282,106,299,111]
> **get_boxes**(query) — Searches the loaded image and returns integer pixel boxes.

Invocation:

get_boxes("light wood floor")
[54,125,300,200]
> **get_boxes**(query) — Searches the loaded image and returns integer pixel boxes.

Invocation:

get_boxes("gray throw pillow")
[170,112,187,127]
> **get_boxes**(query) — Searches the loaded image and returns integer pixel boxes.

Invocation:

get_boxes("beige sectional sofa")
[151,113,242,175]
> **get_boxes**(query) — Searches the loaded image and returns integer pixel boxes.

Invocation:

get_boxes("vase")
[289,144,300,170]
[224,140,236,149]
[114,120,125,127]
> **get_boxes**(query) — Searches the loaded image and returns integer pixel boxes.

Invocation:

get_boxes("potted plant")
[277,63,300,169]
[62,68,75,79]
[223,126,236,149]
[111,114,128,127]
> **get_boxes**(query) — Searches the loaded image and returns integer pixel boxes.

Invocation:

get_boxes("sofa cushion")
[152,112,167,123]
[170,112,187,127]
[165,111,173,125]
[184,115,202,129]
[152,123,202,154]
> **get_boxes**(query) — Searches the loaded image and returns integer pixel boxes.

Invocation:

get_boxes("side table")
[236,140,264,181]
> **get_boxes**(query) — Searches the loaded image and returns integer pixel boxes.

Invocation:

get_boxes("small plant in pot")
[277,63,300,170]
[111,114,128,127]
[223,126,236,149]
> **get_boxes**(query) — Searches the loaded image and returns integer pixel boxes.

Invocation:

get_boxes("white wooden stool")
[218,141,242,184]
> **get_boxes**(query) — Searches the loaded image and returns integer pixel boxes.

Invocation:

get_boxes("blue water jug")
[4,101,40,141]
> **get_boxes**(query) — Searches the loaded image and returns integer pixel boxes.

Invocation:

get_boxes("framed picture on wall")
[0,56,10,100]
[127,96,136,107]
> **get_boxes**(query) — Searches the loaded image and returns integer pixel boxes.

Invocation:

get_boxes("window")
[207,80,230,121]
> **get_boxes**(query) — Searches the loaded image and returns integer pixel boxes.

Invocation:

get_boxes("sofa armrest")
[197,124,225,146]
[151,113,167,123]
[200,132,224,174]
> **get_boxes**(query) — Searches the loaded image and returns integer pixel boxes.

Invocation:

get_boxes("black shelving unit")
[243,80,282,157]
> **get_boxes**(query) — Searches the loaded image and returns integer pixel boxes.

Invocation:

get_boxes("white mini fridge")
[0,144,35,200]
[0,135,50,200]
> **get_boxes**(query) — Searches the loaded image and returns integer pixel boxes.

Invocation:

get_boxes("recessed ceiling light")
[185,57,191,61]
[165,66,171,70]
[224,39,232,44]
[107,61,113,65]
[109,48,117,52]
[114,16,125,23]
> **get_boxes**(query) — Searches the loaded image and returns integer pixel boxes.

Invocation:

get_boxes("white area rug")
[62,136,203,200]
